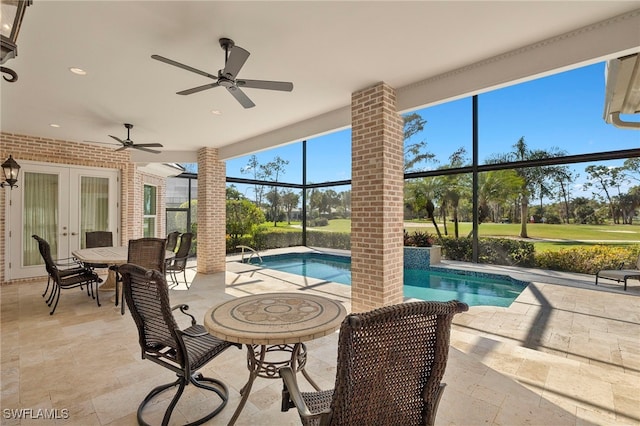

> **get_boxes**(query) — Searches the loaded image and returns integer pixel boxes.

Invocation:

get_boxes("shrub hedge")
[535,245,640,275]
[439,237,536,267]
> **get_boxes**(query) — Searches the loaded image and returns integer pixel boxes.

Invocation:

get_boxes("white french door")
[6,161,119,280]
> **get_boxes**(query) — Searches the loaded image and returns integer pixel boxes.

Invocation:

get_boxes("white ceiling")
[1,1,639,163]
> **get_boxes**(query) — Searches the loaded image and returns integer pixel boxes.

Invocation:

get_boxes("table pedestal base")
[98,269,117,291]
[228,343,320,425]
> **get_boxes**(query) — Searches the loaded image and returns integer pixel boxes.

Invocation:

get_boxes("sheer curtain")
[23,172,59,266]
[81,176,109,248]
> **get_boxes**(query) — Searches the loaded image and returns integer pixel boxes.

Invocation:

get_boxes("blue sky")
[225,61,639,199]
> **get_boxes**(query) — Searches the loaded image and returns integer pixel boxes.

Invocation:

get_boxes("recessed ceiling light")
[49,123,60,128]
[69,67,87,75]
[211,110,222,115]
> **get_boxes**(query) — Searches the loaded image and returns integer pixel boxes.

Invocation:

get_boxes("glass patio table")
[204,292,346,425]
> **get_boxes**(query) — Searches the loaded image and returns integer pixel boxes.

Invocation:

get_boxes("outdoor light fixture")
[1,155,21,189]
[1,0,32,82]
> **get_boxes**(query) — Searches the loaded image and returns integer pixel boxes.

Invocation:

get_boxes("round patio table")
[204,292,346,425]
[72,246,175,290]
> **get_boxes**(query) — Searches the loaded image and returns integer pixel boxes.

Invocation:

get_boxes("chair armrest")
[176,328,208,338]
[59,257,83,267]
[280,367,331,424]
[58,266,90,278]
[172,304,197,325]
[279,367,311,414]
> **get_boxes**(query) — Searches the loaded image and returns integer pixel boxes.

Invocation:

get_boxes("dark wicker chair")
[166,231,180,253]
[33,234,86,301]
[119,263,240,426]
[279,300,469,426]
[115,237,167,315]
[32,234,101,315]
[84,231,113,269]
[166,232,193,287]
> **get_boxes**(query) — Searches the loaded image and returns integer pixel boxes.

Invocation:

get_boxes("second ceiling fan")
[152,38,293,109]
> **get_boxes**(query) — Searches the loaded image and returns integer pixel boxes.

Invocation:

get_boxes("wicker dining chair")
[279,300,469,426]
[84,231,113,270]
[166,232,193,287]
[32,234,101,315]
[32,234,86,301]
[119,263,240,426]
[166,231,181,253]
[115,237,167,315]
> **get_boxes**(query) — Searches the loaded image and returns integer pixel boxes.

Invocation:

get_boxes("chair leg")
[135,373,229,426]
[47,284,58,306]
[120,282,126,316]
[42,276,51,298]
[136,377,182,426]
[182,269,188,288]
[95,280,101,307]
[49,285,61,315]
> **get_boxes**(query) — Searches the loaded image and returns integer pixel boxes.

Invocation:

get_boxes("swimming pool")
[245,252,528,307]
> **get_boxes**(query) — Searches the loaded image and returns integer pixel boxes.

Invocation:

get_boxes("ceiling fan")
[151,38,294,109]
[86,123,163,154]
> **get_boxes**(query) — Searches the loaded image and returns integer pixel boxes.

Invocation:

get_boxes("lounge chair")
[595,254,640,291]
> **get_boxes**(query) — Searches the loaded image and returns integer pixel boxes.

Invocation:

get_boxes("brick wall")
[350,82,405,311]
[196,147,226,273]
[0,132,165,284]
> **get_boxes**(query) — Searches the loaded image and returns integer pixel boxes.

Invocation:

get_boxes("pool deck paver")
[1,247,639,425]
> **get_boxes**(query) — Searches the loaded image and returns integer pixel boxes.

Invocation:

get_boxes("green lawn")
[263,219,640,252]
[403,222,640,242]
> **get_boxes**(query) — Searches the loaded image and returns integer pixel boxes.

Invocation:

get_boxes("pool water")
[246,253,527,307]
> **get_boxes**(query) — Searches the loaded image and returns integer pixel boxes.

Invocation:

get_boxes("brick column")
[351,82,404,312]
[197,147,226,273]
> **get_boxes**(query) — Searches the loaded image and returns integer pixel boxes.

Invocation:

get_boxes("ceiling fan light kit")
[152,38,293,108]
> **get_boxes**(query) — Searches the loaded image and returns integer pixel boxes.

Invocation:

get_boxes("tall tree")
[477,169,523,223]
[487,137,562,238]
[240,155,266,206]
[260,156,289,226]
[403,113,436,172]
[440,148,470,238]
[551,167,577,223]
[281,190,300,224]
[584,165,623,224]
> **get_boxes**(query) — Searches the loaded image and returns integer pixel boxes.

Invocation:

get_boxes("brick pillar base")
[350,82,404,312]
[197,148,226,273]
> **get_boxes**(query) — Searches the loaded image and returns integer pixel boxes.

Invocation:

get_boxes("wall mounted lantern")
[1,0,32,82]
[1,155,21,189]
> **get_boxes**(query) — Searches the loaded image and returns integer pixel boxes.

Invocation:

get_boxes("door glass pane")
[80,176,109,248]
[143,218,156,237]
[23,172,58,266]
